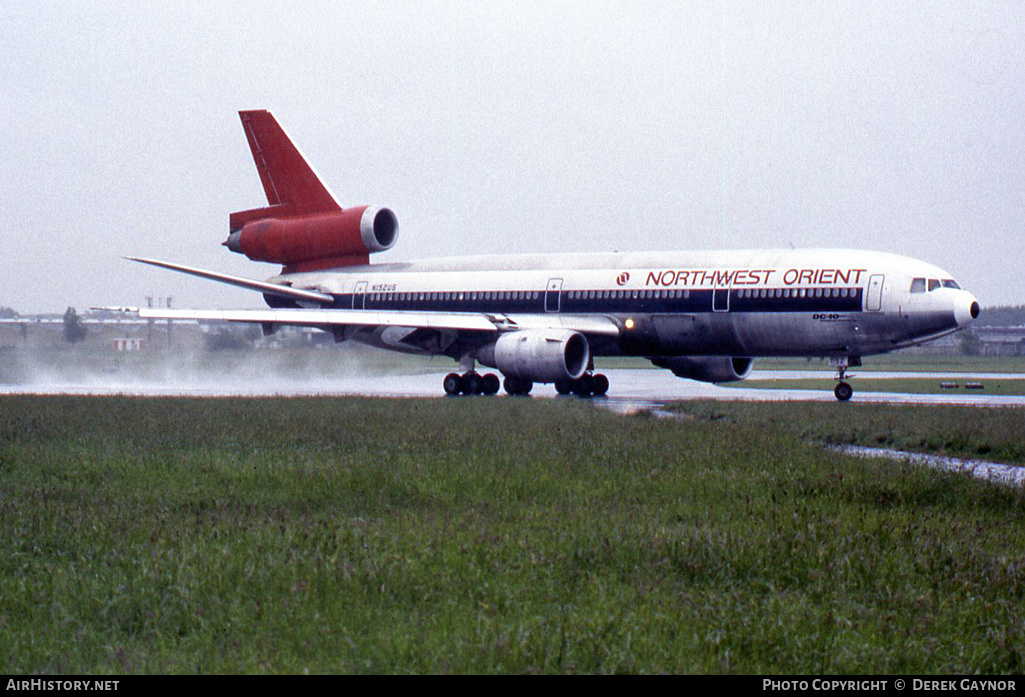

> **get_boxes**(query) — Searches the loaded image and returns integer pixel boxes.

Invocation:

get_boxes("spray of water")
[0,339,450,397]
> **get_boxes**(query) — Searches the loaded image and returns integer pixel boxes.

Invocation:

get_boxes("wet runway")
[3,368,1025,410]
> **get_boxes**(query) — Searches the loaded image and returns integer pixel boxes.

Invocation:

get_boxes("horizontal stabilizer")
[125,257,334,304]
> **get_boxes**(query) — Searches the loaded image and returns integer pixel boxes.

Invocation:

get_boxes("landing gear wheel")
[482,373,500,395]
[834,381,853,402]
[463,372,483,395]
[443,373,463,396]
[554,378,572,395]
[591,373,609,397]
[504,376,533,396]
[572,374,594,397]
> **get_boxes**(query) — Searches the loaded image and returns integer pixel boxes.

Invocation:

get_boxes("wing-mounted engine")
[476,329,590,383]
[651,356,754,383]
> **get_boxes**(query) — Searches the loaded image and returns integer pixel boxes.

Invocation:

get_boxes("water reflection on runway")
[3,368,1025,411]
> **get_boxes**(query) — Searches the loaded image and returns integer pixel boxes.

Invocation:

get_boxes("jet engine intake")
[477,330,590,383]
[224,206,398,271]
[651,356,754,383]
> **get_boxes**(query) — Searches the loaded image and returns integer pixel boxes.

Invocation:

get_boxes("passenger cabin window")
[910,278,926,293]
[928,279,940,292]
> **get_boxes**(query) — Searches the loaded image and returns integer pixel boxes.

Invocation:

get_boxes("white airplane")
[115,110,980,401]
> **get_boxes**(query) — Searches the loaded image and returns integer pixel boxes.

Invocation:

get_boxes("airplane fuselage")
[271,248,978,362]
[119,111,980,400]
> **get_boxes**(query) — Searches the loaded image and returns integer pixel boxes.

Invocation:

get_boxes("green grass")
[736,377,1025,396]
[596,354,1025,373]
[2,396,1025,674]
[669,401,1025,465]
[755,355,1025,373]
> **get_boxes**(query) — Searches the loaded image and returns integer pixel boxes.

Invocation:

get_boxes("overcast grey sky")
[2,1,1022,313]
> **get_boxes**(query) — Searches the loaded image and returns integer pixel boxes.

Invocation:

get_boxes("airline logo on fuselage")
[642,268,867,288]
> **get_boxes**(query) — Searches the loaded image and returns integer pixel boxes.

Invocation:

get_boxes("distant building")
[113,338,145,352]
[975,327,1025,357]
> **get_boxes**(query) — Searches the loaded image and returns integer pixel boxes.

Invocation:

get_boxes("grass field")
[668,401,1025,465]
[734,377,1025,396]
[751,355,1025,373]
[2,396,1025,674]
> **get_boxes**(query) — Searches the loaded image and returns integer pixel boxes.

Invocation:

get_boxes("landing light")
[625,318,635,330]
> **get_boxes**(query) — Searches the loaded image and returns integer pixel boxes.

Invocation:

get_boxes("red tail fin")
[230,110,341,231]
[225,110,399,272]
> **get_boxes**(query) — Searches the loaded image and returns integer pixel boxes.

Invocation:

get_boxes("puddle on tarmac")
[833,445,1025,487]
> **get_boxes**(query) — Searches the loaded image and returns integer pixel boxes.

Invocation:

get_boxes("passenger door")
[352,281,367,310]
[866,275,884,311]
[545,278,563,313]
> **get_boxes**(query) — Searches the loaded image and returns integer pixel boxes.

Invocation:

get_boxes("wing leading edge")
[117,307,621,338]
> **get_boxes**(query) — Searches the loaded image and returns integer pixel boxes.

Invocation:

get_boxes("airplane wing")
[110,256,623,340]
[99,306,623,338]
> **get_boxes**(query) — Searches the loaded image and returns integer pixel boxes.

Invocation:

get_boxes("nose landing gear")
[833,376,853,402]
[831,356,860,401]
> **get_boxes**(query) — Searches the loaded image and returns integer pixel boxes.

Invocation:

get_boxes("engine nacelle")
[651,356,754,383]
[477,330,590,383]
[224,206,398,271]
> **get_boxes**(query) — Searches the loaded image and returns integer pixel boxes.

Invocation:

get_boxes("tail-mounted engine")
[225,205,398,273]
[227,110,399,273]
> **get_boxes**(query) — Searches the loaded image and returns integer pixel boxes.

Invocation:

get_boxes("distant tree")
[204,325,259,351]
[975,304,1025,327]
[62,307,88,344]
[959,328,982,356]
[0,306,18,319]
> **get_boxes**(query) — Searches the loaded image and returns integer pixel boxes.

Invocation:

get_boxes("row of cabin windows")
[910,278,961,293]
[365,287,859,303]
[367,289,689,302]
[737,287,857,299]
[567,289,691,300]
[367,290,541,302]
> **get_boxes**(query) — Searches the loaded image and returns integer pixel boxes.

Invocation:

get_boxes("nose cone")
[955,293,980,328]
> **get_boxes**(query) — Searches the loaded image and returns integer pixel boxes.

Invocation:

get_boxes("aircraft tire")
[834,381,853,402]
[554,378,572,395]
[463,372,483,395]
[443,373,464,396]
[572,374,594,397]
[592,373,609,397]
[482,373,501,395]
[504,376,533,396]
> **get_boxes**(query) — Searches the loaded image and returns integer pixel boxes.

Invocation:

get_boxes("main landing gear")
[441,371,610,397]
[503,375,534,396]
[443,371,501,396]
[554,372,610,398]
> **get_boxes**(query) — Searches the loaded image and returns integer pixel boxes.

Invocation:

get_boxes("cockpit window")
[928,279,940,292]
[941,279,961,290]
[910,278,926,293]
